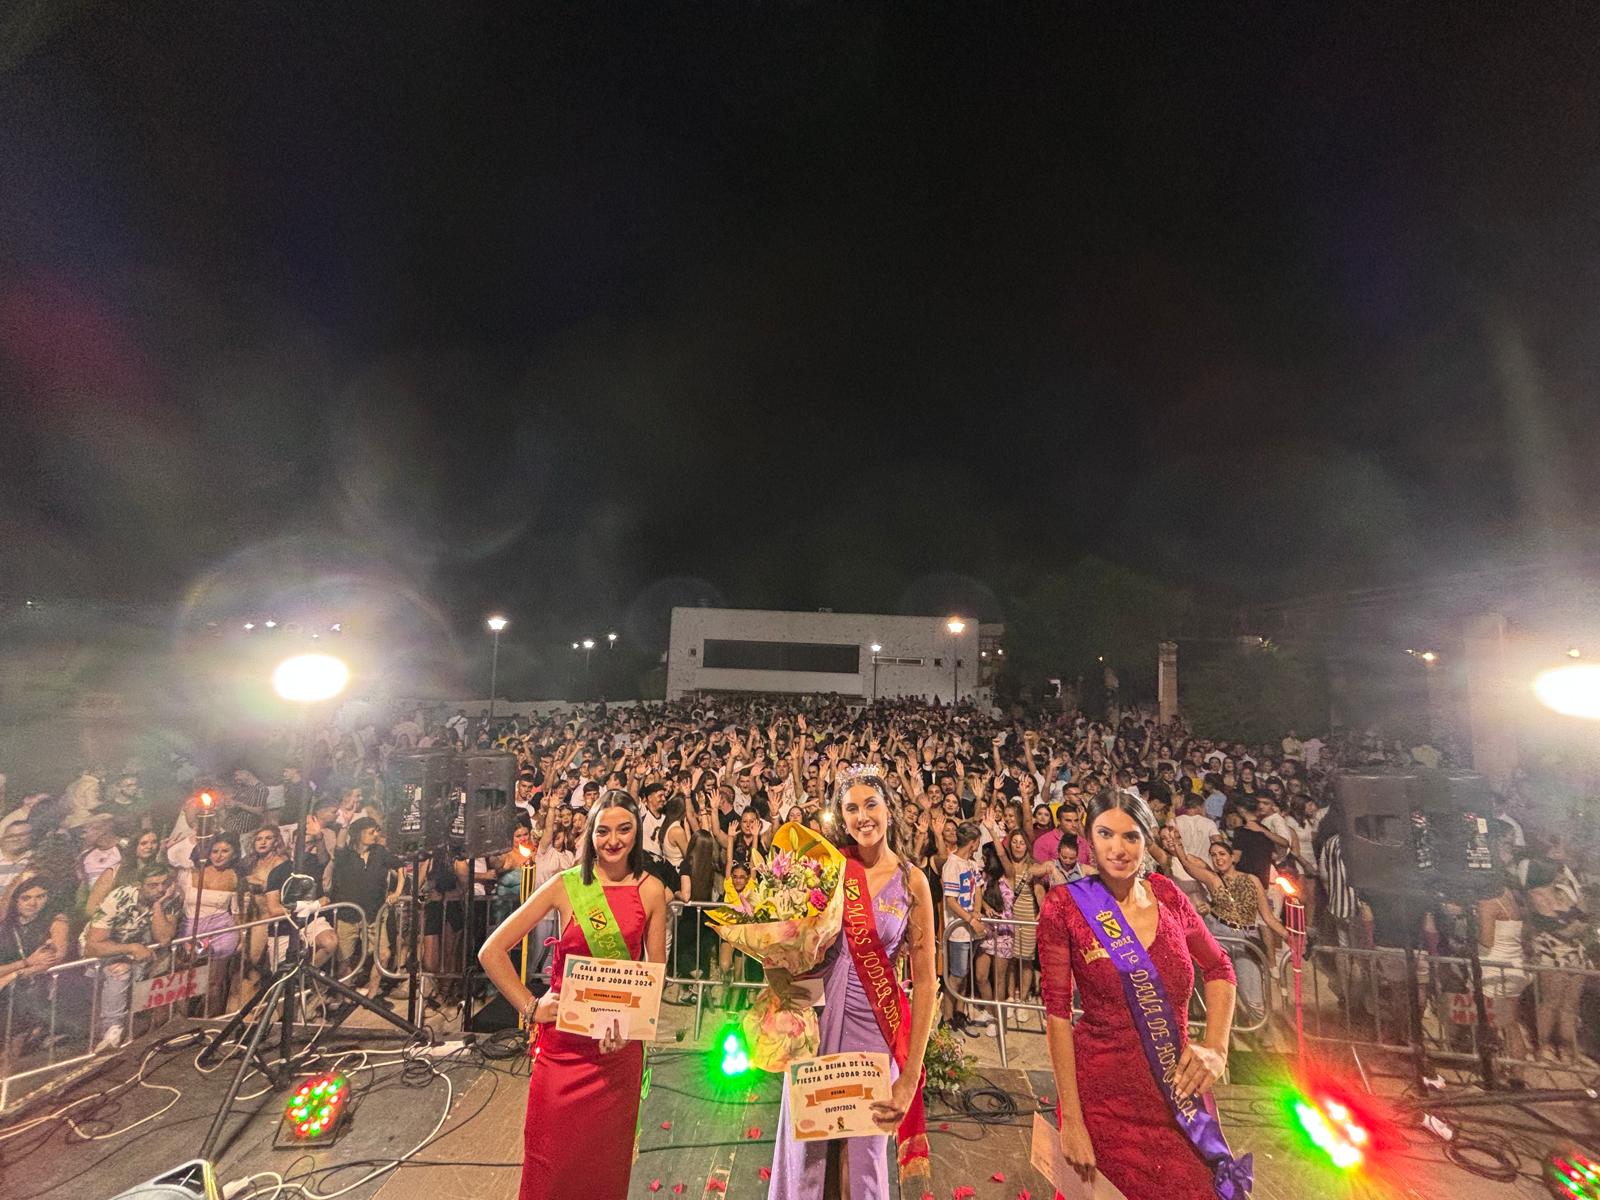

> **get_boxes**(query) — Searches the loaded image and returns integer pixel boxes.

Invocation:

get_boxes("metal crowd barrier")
[935,919,1274,1067]
[0,900,368,1116]
[1293,938,1600,1080]
[656,901,1274,1068]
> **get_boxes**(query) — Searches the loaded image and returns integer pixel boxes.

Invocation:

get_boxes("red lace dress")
[520,882,647,1200]
[1039,872,1237,1199]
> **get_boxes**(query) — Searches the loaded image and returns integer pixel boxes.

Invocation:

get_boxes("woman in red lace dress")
[1039,789,1240,1199]
[478,790,669,1200]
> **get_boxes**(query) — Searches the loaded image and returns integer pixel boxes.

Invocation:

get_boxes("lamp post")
[870,643,882,701]
[582,638,596,670]
[272,653,350,874]
[946,618,966,704]
[486,615,508,721]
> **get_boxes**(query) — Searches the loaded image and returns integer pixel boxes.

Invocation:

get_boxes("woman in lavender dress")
[768,769,939,1200]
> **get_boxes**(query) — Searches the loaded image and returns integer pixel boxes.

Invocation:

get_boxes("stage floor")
[0,1006,1578,1200]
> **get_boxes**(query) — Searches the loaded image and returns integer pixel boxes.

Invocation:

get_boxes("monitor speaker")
[1335,769,1497,895]
[383,750,456,856]
[460,751,517,857]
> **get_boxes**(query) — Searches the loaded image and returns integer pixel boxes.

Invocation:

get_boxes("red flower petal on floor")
[758,1167,772,1181]
[938,1121,951,1131]
[648,1181,661,1193]
[706,1181,727,1194]
[672,1186,685,1195]
[952,1188,976,1200]
[1039,1096,1054,1106]
[745,1126,763,1139]
[660,1120,673,1130]
[991,1172,1006,1182]
[1016,1190,1032,1200]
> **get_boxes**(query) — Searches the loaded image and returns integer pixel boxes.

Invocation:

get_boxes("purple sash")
[1067,876,1253,1199]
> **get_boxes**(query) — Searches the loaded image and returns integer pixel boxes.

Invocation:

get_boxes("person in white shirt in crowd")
[0,818,34,895]
[1166,792,1221,906]
[77,814,122,887]
[81,863,180,1050]
[941,821,991,1035]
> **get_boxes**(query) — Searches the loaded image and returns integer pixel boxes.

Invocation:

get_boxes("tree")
[1182,642,1327,745]
[1002,557,1191,696]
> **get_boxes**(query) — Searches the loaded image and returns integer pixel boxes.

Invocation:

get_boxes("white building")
[666,607,989,703]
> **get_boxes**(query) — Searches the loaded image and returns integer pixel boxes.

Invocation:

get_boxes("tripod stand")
[195,897,423,1162]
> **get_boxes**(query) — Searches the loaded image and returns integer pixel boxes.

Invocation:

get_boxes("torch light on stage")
[1276,875,1307,1059]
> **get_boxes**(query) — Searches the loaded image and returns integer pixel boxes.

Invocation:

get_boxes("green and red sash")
[840,848,929,1181]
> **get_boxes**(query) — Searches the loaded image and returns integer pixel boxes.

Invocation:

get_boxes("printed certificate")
[554,956,665,1040]
[787,1051,891,1141]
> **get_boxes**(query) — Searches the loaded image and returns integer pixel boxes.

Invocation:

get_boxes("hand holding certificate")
[555,956,665,1041]
[787,1052,891,1141]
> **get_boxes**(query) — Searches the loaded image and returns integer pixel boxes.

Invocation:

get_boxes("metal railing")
[654,900,1274,1067]
[0,900,368,1115]
[936,919,1275,1066]
[1292,938,1600,1081]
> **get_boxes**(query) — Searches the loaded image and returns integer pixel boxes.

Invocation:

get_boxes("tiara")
[833,762,888,804]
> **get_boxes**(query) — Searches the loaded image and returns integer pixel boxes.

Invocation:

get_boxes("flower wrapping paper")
[707,822,846,1071]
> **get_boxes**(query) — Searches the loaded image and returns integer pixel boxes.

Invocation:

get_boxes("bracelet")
[520,993,541,1022]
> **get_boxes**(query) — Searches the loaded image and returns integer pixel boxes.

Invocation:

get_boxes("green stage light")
[721,1030,751,1076]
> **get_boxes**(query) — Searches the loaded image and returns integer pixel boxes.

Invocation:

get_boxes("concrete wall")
[666,607,984,702]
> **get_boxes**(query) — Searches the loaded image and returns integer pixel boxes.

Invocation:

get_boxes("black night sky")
[4,4,1600,657]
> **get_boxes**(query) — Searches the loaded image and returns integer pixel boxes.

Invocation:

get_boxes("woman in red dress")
[1039,789,1241,1199]
[479,789,669,1200]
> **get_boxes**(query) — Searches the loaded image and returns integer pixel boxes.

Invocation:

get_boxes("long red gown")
[520,882,647,1200]
[1038,872,1237,1199]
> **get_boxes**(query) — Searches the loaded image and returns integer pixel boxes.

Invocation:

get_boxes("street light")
[946,618,966,703]
[486,616,509,722]
[869,643,883,700]
[607,632,618,646]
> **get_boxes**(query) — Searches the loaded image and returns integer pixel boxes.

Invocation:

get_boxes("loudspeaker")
[384,750,457,855]
[1335,769,1497,895]
[1335,772,1419,895]
[460,751,517,857]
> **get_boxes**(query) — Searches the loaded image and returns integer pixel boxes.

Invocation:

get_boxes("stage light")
[1534,664,1600,721]
[1420,650,1437,663]
[1547,1147,1600,1199]
[280,1072,351,1144]
[1568,647,1583,658]
[243,622,255,631]
[720,1029,751,1077]
[264,619,278,629]
[1291,1092,1370,1170]
[272,654,350,704]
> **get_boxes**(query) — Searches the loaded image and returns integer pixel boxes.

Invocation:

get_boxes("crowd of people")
[1,691,1594,1077]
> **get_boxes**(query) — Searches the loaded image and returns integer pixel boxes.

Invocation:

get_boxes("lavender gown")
[769,869,910,1200]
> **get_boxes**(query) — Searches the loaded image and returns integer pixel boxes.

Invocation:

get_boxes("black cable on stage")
[957,1075,1023,1124]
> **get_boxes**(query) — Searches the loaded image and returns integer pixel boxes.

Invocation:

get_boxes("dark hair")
[2,877,53,927]
[954,820,982,848]
[579,788,647,885]
[1086,788,1158,845]
[831,772,919,912]
[193,830,241,868]
[346,817,380,844]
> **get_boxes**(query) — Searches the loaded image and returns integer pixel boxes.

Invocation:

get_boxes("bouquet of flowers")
[707,821,845,1071]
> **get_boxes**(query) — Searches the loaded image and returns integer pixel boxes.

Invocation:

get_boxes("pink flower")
[769,851,793,878]
[809,888,827,910]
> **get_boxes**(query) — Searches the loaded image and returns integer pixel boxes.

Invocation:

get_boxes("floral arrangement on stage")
[922,1021,976,1097]
[707,821,845,1071]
